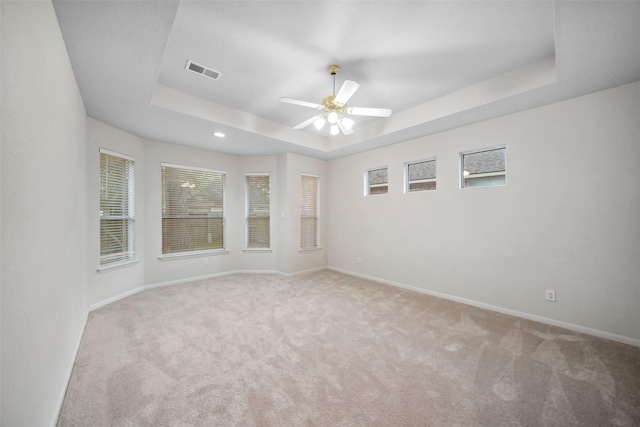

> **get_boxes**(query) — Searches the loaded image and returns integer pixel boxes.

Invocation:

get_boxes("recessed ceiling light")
[213,132,225,138]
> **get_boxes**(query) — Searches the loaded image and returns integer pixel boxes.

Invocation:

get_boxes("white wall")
[87,81,640,345]
[0,2,4,421]
[4,4,636,427]
[1,2,88,426]
[87,118,146,306]
[327,80,640,344]
[239,155,279,272]
[277,153,328,274]
[85,124,329,304]
[142,140,243,285]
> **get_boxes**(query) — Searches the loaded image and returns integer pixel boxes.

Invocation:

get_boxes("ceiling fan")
[280,65,392,136]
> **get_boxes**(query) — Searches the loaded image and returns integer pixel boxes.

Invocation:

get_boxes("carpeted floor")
[58,270,640,426]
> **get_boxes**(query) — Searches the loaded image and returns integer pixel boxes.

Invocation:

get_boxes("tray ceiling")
[53,1,640,159]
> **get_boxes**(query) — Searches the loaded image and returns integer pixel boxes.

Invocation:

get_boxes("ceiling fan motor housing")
[322,95,345,113]
[324,65,345,113]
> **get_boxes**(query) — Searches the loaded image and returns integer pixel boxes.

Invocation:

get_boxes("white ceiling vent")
[185,60,222,81]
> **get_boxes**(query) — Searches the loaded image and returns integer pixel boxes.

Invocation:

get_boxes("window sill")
[97,259,138,273]
[299,247,322,253]
[243,248,272,253]
[158,249,229,260]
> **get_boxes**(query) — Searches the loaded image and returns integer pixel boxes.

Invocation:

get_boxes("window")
[406,159,436,192]
[461,146,506,188]
[300,174,319,250]
[100,149,135,266]
[366,167,388,195]
[245,174,270,249]
[161,164,225,255]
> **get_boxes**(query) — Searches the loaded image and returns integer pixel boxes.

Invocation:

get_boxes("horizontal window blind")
[162,164,225,254]
[246,174,270,249]
[407,159,437,192]
[100,150,135,266]
[300,174,318,249]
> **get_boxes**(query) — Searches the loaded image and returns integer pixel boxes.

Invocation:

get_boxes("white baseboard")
[280,266,327,277]
[87,265,640,348]
[145,269,283,290]
[50,308,89,427]
[89,266,327,314]
[145,270,242,291]
[327,266,640,349]
[89,286,145,311]
[89,270,282,312]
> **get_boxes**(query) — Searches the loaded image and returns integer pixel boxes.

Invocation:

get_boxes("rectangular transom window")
[406,159,437,192]
[366,167,388,195]
[461,146,506,188]
[246,174,270,249]
[100,149,135,266]
[300,174,319,250]
[161,164,225,255]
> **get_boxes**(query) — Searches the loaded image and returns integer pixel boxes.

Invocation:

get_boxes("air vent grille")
[185,60,222,81]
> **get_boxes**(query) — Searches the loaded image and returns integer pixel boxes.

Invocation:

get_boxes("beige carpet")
[58,270,640,426]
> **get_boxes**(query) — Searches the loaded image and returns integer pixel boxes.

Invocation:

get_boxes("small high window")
[406,159,436,192]
[366,167,388,195]
[461,146,506,188]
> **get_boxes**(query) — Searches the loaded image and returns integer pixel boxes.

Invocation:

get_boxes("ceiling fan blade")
[280,97,322,109]
[293,115,320,130]
[337,120,354,136]
[333,80,360,105]
[347,107,392,117]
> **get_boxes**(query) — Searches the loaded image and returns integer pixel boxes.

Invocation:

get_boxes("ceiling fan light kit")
[280,64,392,136]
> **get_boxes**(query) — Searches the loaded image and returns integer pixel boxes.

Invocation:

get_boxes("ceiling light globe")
[314,117,326,130]
[341,117,354,130]
[327,112,339,125]
[330,125,339,136]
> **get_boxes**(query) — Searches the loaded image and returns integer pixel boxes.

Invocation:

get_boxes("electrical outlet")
[203,258,209,266]
[357,257,362,264]
[545,290,556,302]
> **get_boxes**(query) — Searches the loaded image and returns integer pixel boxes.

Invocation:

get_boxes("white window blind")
[300,174,319,250]
[461,146,506,188]
[161,164,225,255]
[100,149,135,266]
[246,174,270,249]
[407,159,437,192]
[367,167,388,195]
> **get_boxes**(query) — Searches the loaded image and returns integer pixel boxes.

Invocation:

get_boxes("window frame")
[300,173,320,252]
[365,166,389,196]
[460,145,507,189]
[244,173,271,252]
[159,163,227,259]
[404,157,437,193]
[98,148,136,271]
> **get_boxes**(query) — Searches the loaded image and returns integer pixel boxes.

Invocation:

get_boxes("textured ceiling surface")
[53,1,640,159]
